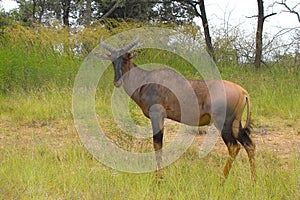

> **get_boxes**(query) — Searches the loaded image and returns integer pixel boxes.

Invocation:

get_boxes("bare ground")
[1,118,300,160]
[192,119,300,159]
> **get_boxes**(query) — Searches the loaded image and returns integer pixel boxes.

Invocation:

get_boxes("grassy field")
[0,25,300,199]
[1,124,299,199]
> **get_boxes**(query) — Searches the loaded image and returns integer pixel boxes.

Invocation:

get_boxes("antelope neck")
[122,62,147,96]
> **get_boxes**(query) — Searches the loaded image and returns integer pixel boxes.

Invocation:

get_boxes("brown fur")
[97,43,255,181]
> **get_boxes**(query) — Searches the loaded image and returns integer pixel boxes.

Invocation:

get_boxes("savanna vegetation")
[0,0,300,199]
[0,22,299,199]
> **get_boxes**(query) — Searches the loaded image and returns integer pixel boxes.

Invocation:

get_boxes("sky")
[203,0,299,31]
[1,0,299,34]
[1,0,17,12]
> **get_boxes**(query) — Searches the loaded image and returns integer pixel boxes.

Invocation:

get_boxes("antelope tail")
[244,95,252,130]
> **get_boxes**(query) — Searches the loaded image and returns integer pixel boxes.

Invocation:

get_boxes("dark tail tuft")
[243,121,254,135]
[238,122,254,147]
[243,127,252,135]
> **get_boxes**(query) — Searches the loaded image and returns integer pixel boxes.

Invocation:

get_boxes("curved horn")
[121,35,140,53]
[100,37,117,53]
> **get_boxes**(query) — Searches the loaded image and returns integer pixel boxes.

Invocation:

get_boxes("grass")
[0,88,71,123]
[0,143,299,199]
[0,24,300,199]
[219,65,300,122]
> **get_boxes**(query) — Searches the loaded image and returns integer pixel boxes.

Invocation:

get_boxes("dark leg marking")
[222,131,241,179]
[237,123,256,181]
[149,104,165,179]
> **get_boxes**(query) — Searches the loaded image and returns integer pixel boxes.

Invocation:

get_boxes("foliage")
[3,0,197,26]
[2,1,299,68]
[0,20,197,93]
[0,23,299,116]
[152,1,195,24]
[0,24,81,92]
[96,0,156,21]
[0,9,15,27]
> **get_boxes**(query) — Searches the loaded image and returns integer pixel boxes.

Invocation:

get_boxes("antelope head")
[96,36,139,87]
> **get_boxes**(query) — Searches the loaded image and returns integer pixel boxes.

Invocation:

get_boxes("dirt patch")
[191,120,300,159]
[0,120,79,151]
[1,119,300,159]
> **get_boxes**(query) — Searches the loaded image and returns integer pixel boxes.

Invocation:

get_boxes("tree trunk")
[62,0,71,26]
[254,0,264,69]
[198,0,215,61]
[32,0,36,23]
[83,0,92,25]
[100,1,120,19]
[38,0,46,24]
[180,0,215,60]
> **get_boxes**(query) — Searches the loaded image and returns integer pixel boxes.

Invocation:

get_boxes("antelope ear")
[129,52,139,59]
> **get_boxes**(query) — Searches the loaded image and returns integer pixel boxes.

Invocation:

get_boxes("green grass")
[0,88,72,123]
[0,63,299,125]
[1,24,300,199]
[1,25,299,122]
[219,65,300,122]
[0,144,299,199]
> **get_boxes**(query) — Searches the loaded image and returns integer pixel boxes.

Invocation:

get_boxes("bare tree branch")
[263,12,277,20]
[246,15,258,18]
[274,0,300,23]
[189,1,202,18]
[246,12,277,20]
[100,0,122,19]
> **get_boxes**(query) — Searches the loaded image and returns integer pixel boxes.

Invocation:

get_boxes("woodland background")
[0,1,299,199]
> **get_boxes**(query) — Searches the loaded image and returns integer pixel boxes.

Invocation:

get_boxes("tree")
[83,0,92,25]
[15,0,73,26]
[151,1,195,24]
[254,0,276,68]
[61,0,71,26]
[96,0,156,21]
[274,0,300,23]
[155,0,214,60]
[187,0,214,61]
[270,1,300,67]
[9,1,202,27]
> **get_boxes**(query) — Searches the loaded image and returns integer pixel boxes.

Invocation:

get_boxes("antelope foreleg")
[149,104,165,179]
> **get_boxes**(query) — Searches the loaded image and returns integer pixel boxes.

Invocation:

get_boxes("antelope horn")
[94,52,112,60]
[100,37,117,53]
[121,35,140,53]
